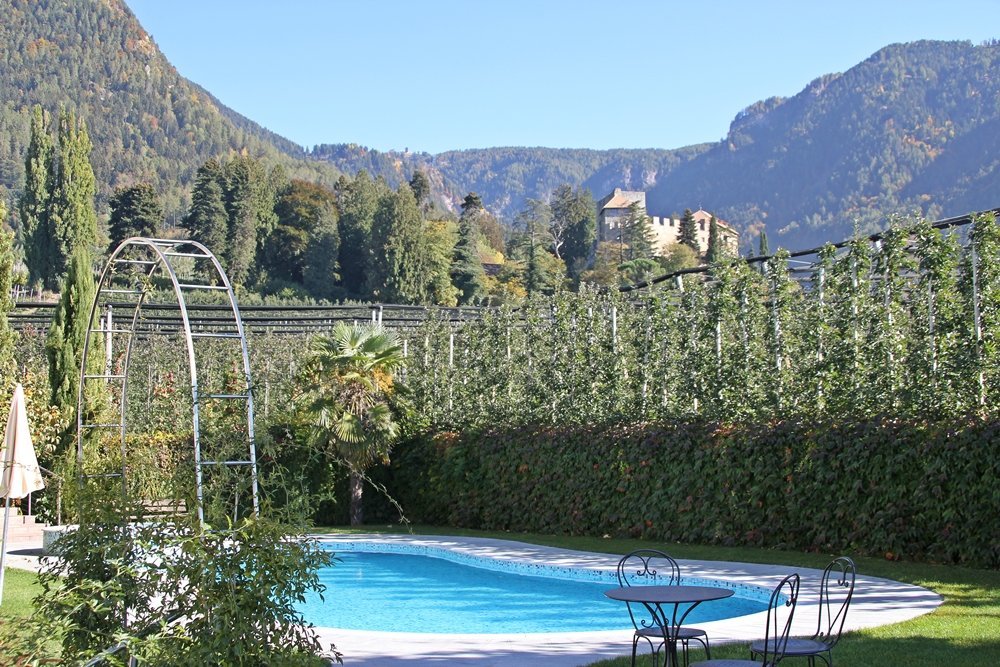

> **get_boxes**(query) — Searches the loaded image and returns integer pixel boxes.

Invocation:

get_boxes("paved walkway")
[3,533,941,667]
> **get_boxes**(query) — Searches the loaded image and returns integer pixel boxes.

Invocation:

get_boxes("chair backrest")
[814,556,856,648]
[617,549,681,588]
[758,573,801,667]
[616,550,681,632]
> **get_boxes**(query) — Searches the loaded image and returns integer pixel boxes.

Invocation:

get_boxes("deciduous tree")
[267,180,340,299]
[550,185,596,281]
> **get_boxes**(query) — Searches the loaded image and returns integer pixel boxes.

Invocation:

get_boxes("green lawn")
[0,567,43,619]
[318,525,1000,667]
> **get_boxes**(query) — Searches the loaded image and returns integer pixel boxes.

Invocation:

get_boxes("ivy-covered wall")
[379,418,1000,568]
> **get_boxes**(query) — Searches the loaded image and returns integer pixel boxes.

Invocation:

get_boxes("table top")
[604,584,735,604]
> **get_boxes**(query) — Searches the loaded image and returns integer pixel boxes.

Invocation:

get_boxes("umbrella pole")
[0,494,11,605]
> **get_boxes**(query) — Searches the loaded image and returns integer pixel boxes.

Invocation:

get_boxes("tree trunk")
[349,471,363,526]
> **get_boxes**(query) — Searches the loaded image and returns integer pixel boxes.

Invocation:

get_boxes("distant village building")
[596,188,738,256]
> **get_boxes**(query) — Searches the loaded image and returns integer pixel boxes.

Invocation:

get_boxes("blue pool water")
[299,550,768,633]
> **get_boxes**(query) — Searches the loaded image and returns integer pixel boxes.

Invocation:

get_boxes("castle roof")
[692,209,735,230]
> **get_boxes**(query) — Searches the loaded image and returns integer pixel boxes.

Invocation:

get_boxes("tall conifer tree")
[337,171,380,297]
[706,215,722,263]
[620,202,655,261]
[18,105,54,288]
[758,230,770,275]
[107,183,163,252]
[45,246,104,456]
[409,169,431,213]
[451,193,488,304]
[223,156,272,286]
[678,208,699,253]
[367,184,428,304]
[49,109,97,286]
[0,213,15,391]
[183,159,228,259]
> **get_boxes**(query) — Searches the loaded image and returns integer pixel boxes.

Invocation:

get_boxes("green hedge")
[380,417,1000,567]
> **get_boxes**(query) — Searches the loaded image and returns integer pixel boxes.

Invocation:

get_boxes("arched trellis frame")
[76,238,259,523]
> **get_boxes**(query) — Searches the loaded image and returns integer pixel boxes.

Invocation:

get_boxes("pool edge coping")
[308,533,942,665]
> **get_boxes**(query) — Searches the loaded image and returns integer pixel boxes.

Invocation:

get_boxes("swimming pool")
[299,546,769,633]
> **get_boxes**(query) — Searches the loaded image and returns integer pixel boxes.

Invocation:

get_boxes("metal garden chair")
[690,572,801,667]
[749,557,855,667]
[617,549,712,667]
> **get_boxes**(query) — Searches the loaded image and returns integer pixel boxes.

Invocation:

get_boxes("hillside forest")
[19,103,676,303]
[2,0,1000,293]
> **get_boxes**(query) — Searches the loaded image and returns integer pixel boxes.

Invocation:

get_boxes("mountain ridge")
[1,1,998,253]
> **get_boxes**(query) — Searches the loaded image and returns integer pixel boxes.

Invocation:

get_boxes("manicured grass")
[0,567,43,619]
[317,525,1000,666]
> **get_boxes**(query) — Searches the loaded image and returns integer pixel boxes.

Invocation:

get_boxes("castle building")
[596,188,738,256]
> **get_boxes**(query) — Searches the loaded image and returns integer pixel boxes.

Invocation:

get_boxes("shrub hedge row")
[380,417,1000,568]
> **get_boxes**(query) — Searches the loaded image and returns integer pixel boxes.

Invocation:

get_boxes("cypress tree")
[706,215,721,263]
[367,184,428,304]
[758,230,770,275]
[18,105,54,289]
[451,207,487,305]
[678,208,699,253]
[49,109,97,285]
[45,246,104,455]
[0,216,15,392]
[107,183,163,253]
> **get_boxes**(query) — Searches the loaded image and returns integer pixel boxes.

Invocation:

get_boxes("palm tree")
[299,323,406,525]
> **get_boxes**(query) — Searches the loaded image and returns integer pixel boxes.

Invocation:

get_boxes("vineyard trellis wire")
[12,209,1000,432]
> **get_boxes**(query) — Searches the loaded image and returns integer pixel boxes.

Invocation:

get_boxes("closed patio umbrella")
[0,383,44,605]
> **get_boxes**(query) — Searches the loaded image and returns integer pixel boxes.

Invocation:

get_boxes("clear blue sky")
[126,0,1000,155]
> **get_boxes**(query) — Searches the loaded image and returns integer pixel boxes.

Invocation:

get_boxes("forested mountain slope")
[0,0,339,219]
[644,40,1000,250]
[2,1,998,253]
[310,143,710,221]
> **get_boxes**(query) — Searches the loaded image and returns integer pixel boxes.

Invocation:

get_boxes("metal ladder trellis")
[76,238,259,524]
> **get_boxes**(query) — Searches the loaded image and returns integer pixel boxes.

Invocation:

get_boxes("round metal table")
[604,584,734,666]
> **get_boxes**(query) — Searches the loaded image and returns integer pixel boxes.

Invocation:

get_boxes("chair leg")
[631,636,639,667]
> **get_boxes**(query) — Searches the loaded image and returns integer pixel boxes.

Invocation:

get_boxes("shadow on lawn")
[833,634,1000,667]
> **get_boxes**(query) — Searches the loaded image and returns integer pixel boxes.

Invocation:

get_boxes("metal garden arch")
[76,238,259,523]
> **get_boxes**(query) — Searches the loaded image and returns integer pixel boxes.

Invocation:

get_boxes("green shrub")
[383,417,1000,567]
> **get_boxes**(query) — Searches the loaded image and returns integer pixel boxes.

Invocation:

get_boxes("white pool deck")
[3,533,941,667]
[316,534,940,666]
